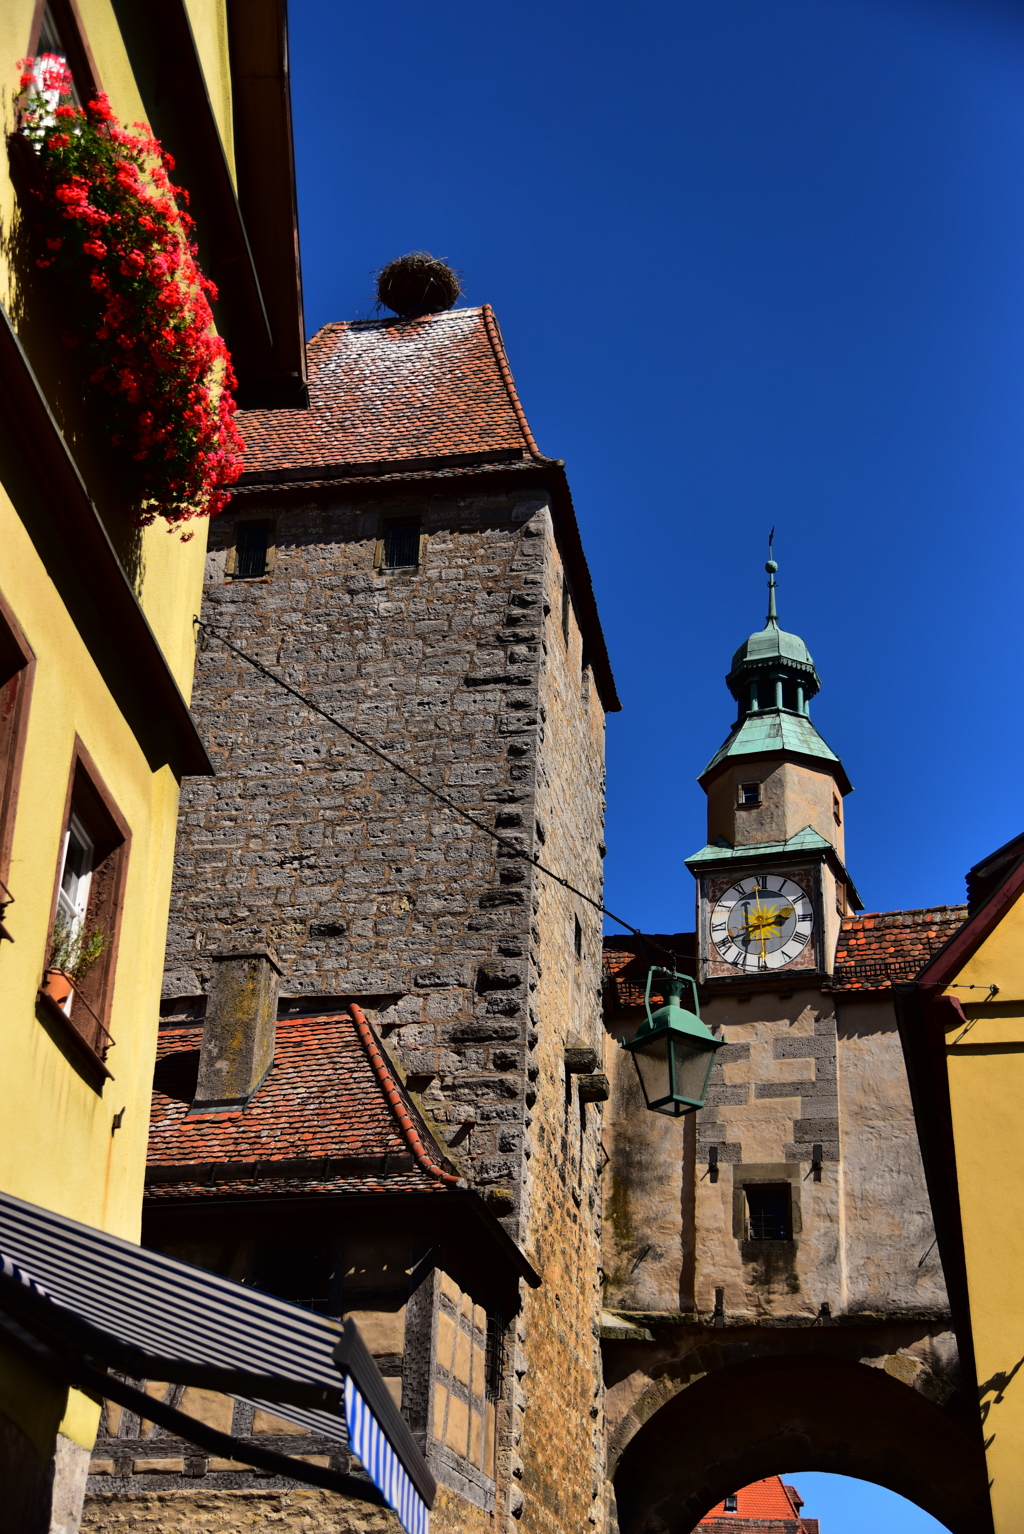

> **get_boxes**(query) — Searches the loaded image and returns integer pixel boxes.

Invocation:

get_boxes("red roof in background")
[700,1476,806,1522]
[237,306,541,478]
[601,905,967,1006]
[602,935,698,1012]
[831,905,966,991]
[145,1013,454,1202]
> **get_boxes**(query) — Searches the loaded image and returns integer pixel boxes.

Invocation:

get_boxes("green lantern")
[624,967,724,1116]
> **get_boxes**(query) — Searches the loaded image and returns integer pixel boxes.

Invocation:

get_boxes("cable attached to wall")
[193,618,684,968]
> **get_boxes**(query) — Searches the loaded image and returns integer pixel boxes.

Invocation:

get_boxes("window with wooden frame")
[26,0,100,109]
[41,743,130,1072]
[229,519,275,579]
[0,593,36,936]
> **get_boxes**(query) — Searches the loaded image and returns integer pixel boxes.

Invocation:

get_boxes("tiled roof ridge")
[841,903,968,928]
[349,1004,463,1187]
[480,304,542,459]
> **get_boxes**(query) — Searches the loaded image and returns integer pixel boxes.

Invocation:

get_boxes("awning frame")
[0,1307,385,1502]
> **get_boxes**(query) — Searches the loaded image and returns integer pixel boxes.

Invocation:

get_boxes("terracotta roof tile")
[831,904,967,991]
[145,1012,454,1202]
[700,1475,805,1520]
[237,306,539,480]
[602,935,697,1012]
[602,906,966,1003]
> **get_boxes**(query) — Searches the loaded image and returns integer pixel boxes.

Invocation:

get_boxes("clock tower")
[687,551,861,983]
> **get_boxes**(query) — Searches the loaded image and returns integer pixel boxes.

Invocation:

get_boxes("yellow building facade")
[0,1,304,1524]
[896,832,1024,1534]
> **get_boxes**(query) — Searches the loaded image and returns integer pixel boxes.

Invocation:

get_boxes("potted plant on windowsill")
[42,911,110,1005]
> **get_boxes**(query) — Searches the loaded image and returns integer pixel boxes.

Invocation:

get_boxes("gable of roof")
[231,305,622,715]
[146,1010,457,1201]
[700,1475,805,1521]
[238,306,538,476]
[832,905,968,992]
[965,829,1024,914]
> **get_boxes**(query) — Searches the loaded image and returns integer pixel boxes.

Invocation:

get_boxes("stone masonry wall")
[511,519,608,1534]
[168,490,552,1208]
[162,486,610,1534]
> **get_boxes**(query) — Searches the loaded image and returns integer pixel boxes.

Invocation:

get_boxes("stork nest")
[375,252,462,317]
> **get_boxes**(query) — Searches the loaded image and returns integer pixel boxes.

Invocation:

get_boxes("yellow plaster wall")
[182,0,235,182]
[0,496,179,1236]
[942,891,1024,1534]
[0,0,234,1479]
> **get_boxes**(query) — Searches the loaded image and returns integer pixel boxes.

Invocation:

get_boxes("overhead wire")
[193,618,685,970]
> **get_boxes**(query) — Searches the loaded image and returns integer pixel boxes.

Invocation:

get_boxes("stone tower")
[162,305,618,1534]
[598,560,983,1531]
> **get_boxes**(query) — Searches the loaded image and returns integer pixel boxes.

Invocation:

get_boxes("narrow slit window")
[233,523,270,579]
[382,518,421,570]
[561,577,571,643]
[485,1312,505,1401]
[744,1183,792,1241]
[574,914,583,959]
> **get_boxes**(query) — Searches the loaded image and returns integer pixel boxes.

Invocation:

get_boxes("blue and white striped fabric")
[346,1373,429,1534]
[0,1250,52,1299]
[0,1189,432,1534]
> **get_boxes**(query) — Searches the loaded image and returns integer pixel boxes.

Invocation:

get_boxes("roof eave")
[232,455,622,713]
[698,741,852,798]
[116,0,306,407]
[685,837,864,912]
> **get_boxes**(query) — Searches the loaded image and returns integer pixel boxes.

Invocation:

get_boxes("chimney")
[191,949,282,1113]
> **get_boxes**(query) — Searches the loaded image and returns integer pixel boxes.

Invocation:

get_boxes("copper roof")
[145,1012,456,1202]
[237,306,539,478]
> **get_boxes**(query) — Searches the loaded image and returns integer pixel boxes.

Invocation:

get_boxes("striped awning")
[0,1189,434,1533]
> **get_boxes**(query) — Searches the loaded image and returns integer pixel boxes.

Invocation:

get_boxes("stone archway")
[612,1353,992,1534]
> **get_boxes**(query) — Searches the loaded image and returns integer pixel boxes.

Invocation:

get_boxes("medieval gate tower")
[160,302,617,1534]
[599,560,990,1532]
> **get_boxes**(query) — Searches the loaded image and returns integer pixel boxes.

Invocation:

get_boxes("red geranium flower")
[15,64,244,528]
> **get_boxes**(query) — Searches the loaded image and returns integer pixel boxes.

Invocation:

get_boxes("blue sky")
[782,1472,947,1530]
[287,1,1024,1524]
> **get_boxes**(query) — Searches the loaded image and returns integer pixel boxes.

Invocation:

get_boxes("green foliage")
[48,909,110,982]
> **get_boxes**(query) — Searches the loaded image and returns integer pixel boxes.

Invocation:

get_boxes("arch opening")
[612,1354,991,1534]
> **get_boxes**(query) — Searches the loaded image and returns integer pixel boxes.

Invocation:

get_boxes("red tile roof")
[145,1010,458,1202]
[831,905,967,991]
[701,1476,805,1521]
[237,306,541,480]
[601,905,966,1003]
[603,935,698,1012]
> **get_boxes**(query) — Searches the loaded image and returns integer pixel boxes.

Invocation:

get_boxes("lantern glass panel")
[673,1037,716,1105]
[631,1033,672,1107]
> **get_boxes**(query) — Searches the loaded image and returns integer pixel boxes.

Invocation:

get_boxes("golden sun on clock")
[710,874,814,972]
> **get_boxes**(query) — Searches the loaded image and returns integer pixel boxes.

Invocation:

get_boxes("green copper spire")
[766,526,779,624]
[700,538,851,794]
[725,537,819,716]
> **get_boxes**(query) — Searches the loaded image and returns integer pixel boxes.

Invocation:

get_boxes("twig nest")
[375,252,462,317]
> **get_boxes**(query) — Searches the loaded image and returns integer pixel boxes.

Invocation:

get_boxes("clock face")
[710,875,814,973]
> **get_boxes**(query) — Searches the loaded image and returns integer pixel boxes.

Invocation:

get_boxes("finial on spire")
[765,527,779,625]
